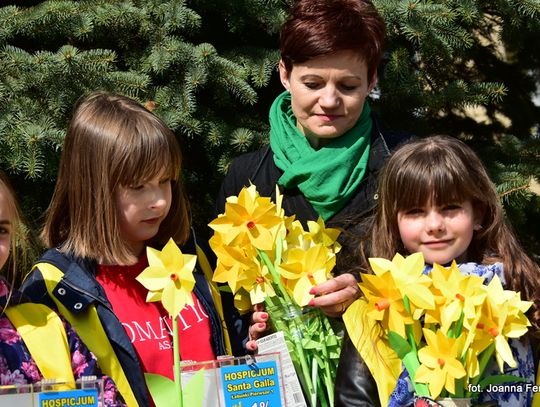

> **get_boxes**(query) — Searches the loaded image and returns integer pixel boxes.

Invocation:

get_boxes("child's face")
[0,188,12,269]
[397,199,477,265]
[115,173,172,258]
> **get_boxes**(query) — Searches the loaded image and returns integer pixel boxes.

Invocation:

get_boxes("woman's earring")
[473,224,483,231]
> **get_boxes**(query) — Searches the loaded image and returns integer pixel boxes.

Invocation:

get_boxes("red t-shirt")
[96,255,215,381]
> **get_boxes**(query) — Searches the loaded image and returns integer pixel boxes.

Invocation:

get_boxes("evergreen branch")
[0,6,20,44]
[508,0,540,18]
[498,183,532,199]
[150,0,201,33]
[230,128,255,152]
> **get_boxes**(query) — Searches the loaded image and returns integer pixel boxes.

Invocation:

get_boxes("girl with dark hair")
[335,135,540,406]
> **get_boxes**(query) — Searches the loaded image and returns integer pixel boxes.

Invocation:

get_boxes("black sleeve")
[216,146,272,215]
[334,334,381,407]
[20,268,57,310]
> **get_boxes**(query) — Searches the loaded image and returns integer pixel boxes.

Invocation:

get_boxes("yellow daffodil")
[136,239,196,317]
[284,219,311,250]
[415,329,467,398]
[307,217,341,252]
[246,265,276,304]
[369,252,435,311]
[210,233,261,294]
[475,277,532,371]
[279,245,334,306]
[430,262,487,333]
[209,184,285,250]
[359,271,415,338]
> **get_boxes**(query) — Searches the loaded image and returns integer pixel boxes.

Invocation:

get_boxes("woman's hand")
[308,273,361,317]
[246,303,268,352]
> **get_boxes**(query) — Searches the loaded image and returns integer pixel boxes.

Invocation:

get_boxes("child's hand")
[246,303,269,352]
[308,273,361,317]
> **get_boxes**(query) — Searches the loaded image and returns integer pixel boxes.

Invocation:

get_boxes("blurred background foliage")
[0,0,539,261]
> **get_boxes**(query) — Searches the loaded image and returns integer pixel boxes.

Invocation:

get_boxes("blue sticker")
[221,360,282,407]
[38,388,99,407]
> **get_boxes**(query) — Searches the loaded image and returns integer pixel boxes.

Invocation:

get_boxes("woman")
[217,0,410,321]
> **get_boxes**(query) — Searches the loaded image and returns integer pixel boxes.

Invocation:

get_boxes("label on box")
[38,389,99,407]
[256,332,307,407]
[221,360,282,407]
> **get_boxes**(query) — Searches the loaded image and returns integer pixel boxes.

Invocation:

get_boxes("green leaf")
[145,370,206,407]
[388,331,429,396]
[388,331,411,359]
[145,373,176,407]
[478,374,528,389]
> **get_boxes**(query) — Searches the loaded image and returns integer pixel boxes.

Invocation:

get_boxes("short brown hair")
[280,0,385,80]
[42,91,190,264]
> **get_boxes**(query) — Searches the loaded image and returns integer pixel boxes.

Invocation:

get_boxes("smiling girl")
[335,135,540,406]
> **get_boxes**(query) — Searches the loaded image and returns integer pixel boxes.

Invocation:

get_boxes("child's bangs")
[117,124,181,187]
[394,161,470,211]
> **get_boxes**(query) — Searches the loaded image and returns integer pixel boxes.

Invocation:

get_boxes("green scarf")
[269,91,372,220]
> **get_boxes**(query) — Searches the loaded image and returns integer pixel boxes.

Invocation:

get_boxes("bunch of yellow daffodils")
[356,252,531,401]
[209,185,342,407]
[209,184,340,309]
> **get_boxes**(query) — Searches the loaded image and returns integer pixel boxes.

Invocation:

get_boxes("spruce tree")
[0,0,539,259]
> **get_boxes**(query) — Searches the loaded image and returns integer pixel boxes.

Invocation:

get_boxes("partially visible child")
[21,91,238,406]
[0,171,125,406]
[334,135,540,406]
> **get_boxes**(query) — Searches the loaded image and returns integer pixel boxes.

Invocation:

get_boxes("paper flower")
[359,271,414,338]
[208,184,284,250]
[136,238,196,317]
[354,252,533,403]
[279,245,335,306]
[415,329,467,398]
[369,253,435,311]
[208,185,342,407]
[430,263,487,332]
[478,276,532,371]
[135,238,201,407]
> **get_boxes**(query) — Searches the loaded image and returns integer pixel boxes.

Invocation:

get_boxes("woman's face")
[0,187,13,270]
[279,50,376,148]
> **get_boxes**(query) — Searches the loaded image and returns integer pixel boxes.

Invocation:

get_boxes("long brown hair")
[365,135,540,334]
[42,91,190,265]
[0,171,33,288]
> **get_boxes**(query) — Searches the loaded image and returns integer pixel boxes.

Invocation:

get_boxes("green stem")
[468,343,495,394]
[258,249,293,304]
[317,316,334,406]
[402,296,430,396]
[264,296,316,404]
[403,296,417,354]
[315,372,329,407]
[173,316,183,407]
[448,312,465,339]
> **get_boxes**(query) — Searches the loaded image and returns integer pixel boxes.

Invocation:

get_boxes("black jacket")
[217,113,411,277]
[335,334,380,406]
